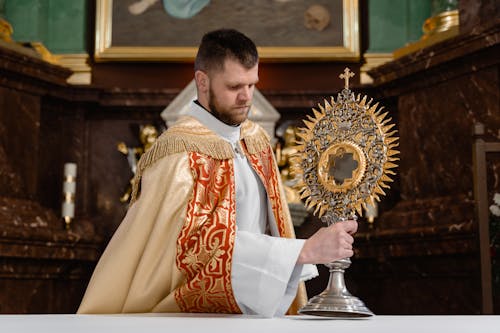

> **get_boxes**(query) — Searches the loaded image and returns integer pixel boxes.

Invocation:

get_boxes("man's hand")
[297,220,358,264]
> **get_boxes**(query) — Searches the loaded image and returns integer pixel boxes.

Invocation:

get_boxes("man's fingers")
[345,233,354,245]
[341,240,353,253]
[342,249,354,258]
[343,219,358,234]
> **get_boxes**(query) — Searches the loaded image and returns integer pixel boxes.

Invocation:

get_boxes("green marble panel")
[47,0,86,53]
[4,0,86,54]
[367,0,431,53]
[5,0,47,42]
[0,0,6,18]
[407,0,431,43]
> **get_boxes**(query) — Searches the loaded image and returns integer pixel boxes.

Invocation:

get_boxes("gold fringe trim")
[130,116,271,204]
[241,120,270,154]
[243,134,269,154]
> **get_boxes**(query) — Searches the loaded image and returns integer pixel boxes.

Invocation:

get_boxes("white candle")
[62,163,77,225]
[64,163,77,177]
[61,202,75,218]
[63,181,76,193]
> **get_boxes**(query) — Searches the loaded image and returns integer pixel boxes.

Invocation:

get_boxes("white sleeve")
[231,230,318,317]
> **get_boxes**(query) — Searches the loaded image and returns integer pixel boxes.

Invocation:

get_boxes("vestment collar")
[187,101,241,144]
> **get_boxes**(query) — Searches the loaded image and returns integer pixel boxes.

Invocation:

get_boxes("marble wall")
[357,10,500,313]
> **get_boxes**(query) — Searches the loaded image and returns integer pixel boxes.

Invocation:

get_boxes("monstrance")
[295,68,399,317]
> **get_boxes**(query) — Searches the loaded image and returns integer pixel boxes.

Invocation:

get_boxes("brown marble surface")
[346,253,482,314]
[0,197,99,249]
[459,0,500,33]
[0,139,25,197]
[0,195,101,313]
[0,40,71,87]
[0,257,95,313]
[0,43,102,313]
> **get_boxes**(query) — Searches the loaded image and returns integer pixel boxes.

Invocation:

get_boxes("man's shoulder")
[240,120,273,154]
[160,116,271,147]
[150,116,272,159]
[162,115,212,136]
[152,116,234,159]
[241,119,268,138]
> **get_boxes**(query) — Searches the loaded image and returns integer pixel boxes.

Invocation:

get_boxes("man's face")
[206,58,259,126]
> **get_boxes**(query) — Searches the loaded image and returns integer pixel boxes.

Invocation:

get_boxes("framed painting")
[95,0,359,62]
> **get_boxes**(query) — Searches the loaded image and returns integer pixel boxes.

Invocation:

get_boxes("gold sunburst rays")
[294,68,399,220]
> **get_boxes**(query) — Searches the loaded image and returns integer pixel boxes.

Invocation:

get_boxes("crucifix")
[339,67,355,89]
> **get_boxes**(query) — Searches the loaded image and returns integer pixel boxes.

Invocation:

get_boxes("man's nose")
[238,86,252,102]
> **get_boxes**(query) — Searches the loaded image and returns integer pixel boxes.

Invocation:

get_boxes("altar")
[1,314,499,333]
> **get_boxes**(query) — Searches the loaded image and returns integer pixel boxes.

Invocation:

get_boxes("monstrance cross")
[339,67,355,89]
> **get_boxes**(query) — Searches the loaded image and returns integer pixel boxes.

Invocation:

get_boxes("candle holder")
[61,163,77,230]
[294,68,399,317]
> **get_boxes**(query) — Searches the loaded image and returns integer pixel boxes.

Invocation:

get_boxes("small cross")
[339,67,355,89]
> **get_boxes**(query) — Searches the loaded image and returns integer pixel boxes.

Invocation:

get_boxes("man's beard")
[208,88,250,126]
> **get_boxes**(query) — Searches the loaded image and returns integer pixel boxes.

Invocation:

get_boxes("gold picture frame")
[94,0,359,62]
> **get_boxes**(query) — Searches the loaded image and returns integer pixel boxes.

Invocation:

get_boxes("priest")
[78,28,358,317]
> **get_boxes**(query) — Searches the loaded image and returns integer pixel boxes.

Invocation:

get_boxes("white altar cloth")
[1,313,499,333]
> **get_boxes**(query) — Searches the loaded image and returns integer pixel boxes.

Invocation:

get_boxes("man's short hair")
[194,29,258,73]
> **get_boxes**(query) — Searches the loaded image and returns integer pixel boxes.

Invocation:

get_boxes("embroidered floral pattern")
[246,145,294,238]
[175,144,293,312]
[175,152,240,313]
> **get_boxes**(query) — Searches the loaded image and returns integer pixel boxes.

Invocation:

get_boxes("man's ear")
[195,70,209,93]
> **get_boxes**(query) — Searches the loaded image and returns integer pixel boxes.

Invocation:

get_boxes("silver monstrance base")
[299,258,374,317]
